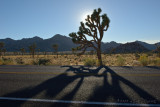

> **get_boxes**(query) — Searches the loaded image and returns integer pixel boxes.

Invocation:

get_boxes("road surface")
[0,65,160,107]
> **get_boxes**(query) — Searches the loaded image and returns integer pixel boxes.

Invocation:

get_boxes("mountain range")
[0,34,159,53]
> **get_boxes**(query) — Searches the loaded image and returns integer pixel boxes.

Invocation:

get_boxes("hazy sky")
[0,0,160,43]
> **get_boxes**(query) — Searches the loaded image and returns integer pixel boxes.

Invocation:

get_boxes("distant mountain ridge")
[105,42,149,53]
[0,34,159,53]
[135,40,157,50]
[0,34,78,52]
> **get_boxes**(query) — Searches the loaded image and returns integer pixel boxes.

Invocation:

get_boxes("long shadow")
[121,66,133,69]
[55,66,160,107]
[61,66,160,107]
[1,66,160,107]
[105,67,159,103]
[146,66,160,70]
[85,67,131,102]
[62,66,102,74]
[1,73,82,107]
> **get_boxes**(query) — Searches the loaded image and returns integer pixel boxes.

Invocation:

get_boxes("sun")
[80,11,92,22]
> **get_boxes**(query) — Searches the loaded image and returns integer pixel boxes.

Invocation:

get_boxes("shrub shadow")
[146,66,160,70]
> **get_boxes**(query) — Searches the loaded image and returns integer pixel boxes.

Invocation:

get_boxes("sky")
[0,0,160,44]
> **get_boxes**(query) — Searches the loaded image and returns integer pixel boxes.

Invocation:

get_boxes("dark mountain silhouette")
[0,34,159,53]
[0,34,120,52]
[135,40,157,50]
[0,34,78,52]
[102,41,120,50]
[105,42,150,53]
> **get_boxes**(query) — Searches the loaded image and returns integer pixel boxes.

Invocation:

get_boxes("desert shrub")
[38,58,51,65]
[2,58,9,61]
[0,59,3,65]
[152,59,157,65]
[31,59,39,65]
[83,58,96,66]
[146,52,153,57]
[1,58,13,65]
[132,60,141,66]
[139,55,148,66]
[156,58,160,66]
[15,58,24,64]
[152,58,160,66]
[134,53,140,60]
[116,56,125,66]
[102,59,107,66]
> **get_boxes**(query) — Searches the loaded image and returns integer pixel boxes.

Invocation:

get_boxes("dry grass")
[0,53,159,66]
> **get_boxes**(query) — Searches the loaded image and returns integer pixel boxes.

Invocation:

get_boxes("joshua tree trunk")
[32,51,35,58]
[97,50,102,66]
[97,42,102,66]
[57,53,58,58]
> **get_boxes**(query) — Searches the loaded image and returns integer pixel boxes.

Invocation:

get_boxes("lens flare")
[80,11,92,22]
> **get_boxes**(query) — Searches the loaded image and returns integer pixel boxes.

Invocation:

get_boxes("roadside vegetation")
[83,57,97,66]
[116,55,125,66]
[0,53,160,66]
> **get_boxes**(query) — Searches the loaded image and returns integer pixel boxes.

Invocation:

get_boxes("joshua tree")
[29,43,36,58]
[69,8,110,66]
[44,51,47,57]
[37,49,40,57]
[52,44,58,58]
[2,48,6,56]
[0,42,5,57]
[14,52,18,56]
[20,48,25,55]
[72,48,77,55]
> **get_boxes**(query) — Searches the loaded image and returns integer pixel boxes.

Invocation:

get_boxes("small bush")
[102,59,107,66]
[139,55,148,66]
[134,53,140,60]
[38,58,51,65]
[156,58,160,66]
[31,59,39,65]
[153,58,160,66]
[15,58,24,64]
[116,56,125,66]
[0,59,3,65]
[1,58,13,65]
[2,58,9,61]
[146,52,153,57]
[132,60,141,66]
[83,58,96,66]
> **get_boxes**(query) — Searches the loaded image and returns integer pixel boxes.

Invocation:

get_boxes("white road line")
[0,97,160,107]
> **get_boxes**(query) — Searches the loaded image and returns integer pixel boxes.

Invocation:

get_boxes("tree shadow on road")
[1,66,160,107]
[146,66,160,70]
[83,66,160,107]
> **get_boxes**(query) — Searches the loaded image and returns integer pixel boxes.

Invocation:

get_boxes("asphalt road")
[0,65,160,107]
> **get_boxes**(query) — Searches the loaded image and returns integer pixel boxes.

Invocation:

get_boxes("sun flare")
[80,11,92,22]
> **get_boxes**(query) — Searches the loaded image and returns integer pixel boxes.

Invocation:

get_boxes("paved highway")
[0,65,160,107]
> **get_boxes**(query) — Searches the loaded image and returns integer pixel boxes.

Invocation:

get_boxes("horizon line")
[0,34,159,44]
